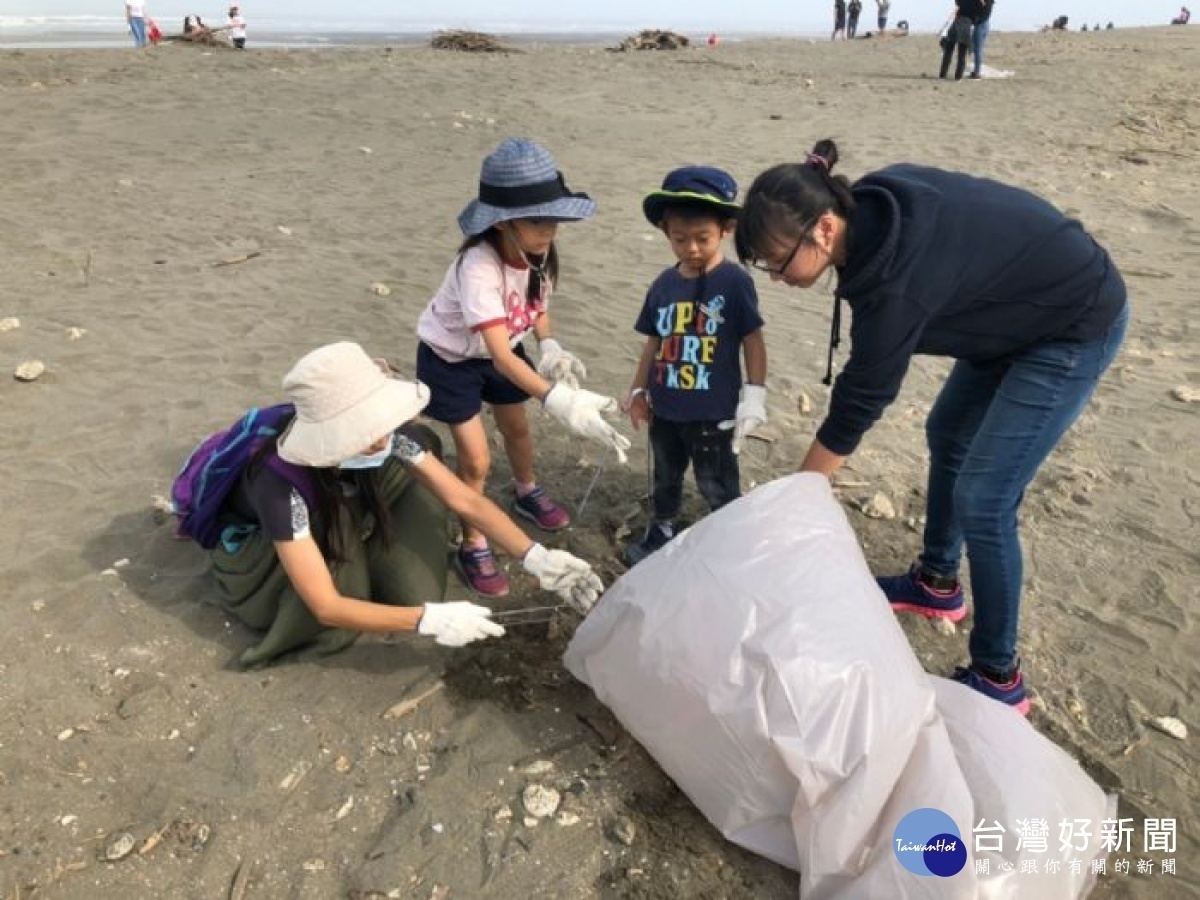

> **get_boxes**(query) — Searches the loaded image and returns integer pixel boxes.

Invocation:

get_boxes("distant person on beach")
[969,0,994,78]
[198,342,603,667]
[620,167,767,567]
[125,1,148,47]
[735,139,1129,713]
[848,0,863,38]
[832,0,848,39]
[227,5,247,48]
[1171,6,1191,24]
[415,138,630,598]
[877,0,892,30]
[939,0,981,80]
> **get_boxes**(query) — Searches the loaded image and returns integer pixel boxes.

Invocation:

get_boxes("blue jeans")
[129,16,147,47]
[918,303,1129,673]
[971,19,990,75]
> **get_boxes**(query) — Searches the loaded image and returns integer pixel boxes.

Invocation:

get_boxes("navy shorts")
[416,341,535,425]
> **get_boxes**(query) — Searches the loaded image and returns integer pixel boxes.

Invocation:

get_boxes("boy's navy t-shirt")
[634,260,763,423]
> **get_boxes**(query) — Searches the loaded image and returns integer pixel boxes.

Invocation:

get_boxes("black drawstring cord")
[822,295,842,386]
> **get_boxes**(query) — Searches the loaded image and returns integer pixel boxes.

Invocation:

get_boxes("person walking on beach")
[197,342,603,667]
[620,167,767,566]
[125,0,148,47]
[877,0,892,31]
[226,5,247,49]
[415,137,630,598]
[847,0,863,38]
[939,0,981,80]
[969,0,995,78]
[832,0,848,40]
[735,140,1129,713]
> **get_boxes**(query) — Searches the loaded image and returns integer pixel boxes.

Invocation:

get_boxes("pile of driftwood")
[609,29,690,51]
[164,30,233,48]
[430,30,513,52]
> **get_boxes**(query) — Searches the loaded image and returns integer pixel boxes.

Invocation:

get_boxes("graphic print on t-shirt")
[652,295,724,392]
[289,488,311,540]
[502,283,541,342]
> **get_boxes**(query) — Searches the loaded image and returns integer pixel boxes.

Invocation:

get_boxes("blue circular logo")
[893,808,967,877]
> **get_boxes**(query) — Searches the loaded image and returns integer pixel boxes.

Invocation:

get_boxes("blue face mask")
[339,434,394,470]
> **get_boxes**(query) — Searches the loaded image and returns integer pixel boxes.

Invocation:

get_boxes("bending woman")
[208,341,603,666]
[735,140,1128,713]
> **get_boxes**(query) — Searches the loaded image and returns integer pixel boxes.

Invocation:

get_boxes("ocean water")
[0,15,812,49]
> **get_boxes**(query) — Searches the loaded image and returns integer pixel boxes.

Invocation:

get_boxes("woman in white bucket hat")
[206,341,603,667]
[416,138,630,598]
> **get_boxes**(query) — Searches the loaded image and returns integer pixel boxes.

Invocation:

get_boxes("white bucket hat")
[457,137,596,237]
[277,342,430,467]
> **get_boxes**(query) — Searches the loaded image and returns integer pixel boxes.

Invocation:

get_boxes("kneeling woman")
[209,341,603,667]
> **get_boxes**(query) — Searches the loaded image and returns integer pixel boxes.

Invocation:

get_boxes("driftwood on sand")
[609,29,691,52]
[430,30,515,53]
[163,30,234,49]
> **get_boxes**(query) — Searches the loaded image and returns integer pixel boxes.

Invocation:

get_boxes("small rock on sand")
[14,360,45,382]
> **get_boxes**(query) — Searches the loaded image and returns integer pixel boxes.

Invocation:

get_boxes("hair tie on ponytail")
[806,153,830,171]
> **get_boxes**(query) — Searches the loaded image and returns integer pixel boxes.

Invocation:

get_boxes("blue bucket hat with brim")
[643,165,740,226]
[457,138,596,237]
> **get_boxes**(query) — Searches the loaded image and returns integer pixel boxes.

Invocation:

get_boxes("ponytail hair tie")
[806,153,830,171]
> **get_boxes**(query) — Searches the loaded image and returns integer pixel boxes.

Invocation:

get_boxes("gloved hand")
[522,543,605,615]
[720,384,767,455]
[543,383,632,464]
[417,602,505,647]
[537,338,587,389]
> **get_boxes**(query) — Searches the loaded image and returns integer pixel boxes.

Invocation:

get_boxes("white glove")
[542,383,632,464]
[537,338,587,389]
[417,602,505,647]
[522,543,605,615]
[720,384,767,455]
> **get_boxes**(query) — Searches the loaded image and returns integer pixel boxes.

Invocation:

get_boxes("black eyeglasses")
[750,231,808,276]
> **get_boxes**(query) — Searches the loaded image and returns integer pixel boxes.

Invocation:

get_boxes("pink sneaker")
[513,486,571,531]
[455,543,509,598]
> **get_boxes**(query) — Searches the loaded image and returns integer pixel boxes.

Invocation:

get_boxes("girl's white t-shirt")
[228,14,246,38]
[126,2,146,17]
[416,243,548,363]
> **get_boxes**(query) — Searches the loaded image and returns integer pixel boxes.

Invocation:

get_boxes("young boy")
[621,166,767,566]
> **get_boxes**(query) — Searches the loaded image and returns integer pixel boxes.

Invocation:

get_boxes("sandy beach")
[0,25,1197,898]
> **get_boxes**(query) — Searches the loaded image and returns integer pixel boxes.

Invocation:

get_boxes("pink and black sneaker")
[952,664,1032,716]
[877,564,967,622]
[455,543,510,598]
[513,486,571,531]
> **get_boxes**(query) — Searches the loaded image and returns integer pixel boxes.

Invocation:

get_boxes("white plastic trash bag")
[565,473,1111,898]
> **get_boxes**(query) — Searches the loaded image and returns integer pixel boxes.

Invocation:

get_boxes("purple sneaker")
[455,543,509,598]
[877,565,967,622]
[952,665,1032,716]
[513,486,571,531]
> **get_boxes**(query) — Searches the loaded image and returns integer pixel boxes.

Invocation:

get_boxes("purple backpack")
[171,404,315,549]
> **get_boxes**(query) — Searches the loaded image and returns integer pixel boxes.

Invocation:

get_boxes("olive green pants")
[210,460,449,667]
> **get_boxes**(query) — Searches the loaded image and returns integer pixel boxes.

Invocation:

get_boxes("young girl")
[416,137,630,597]
[204,342,603,667]
[736,139,1128,713]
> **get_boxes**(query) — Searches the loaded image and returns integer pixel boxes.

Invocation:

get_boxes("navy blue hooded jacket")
[818,164,1126,456]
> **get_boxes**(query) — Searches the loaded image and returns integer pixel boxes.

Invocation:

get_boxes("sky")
[0,2,1178,34]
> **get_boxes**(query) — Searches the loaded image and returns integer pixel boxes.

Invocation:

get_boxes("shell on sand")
[521,784,561,818]
[1146,716,1188,740]
[14,360,45,381]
